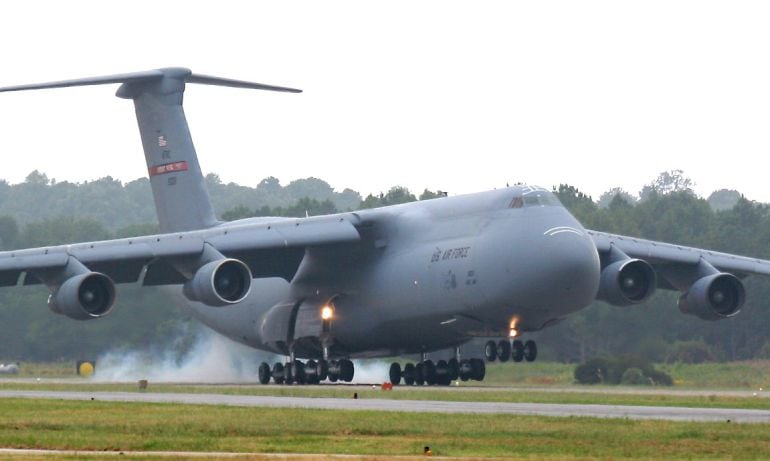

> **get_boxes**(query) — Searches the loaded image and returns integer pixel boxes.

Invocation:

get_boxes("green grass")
[0,398,768,458]
[3,381,770,412]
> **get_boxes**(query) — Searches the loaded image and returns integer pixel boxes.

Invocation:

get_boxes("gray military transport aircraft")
[1,68,769,386]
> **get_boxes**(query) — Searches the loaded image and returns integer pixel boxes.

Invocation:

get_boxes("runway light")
[321,305,334,320]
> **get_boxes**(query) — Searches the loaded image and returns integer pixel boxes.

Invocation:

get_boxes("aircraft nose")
[515,227,601,312]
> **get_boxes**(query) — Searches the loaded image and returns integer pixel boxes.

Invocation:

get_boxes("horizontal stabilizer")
[0,67,301,94]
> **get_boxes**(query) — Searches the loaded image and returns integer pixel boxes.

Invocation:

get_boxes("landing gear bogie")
[260,357,355,385]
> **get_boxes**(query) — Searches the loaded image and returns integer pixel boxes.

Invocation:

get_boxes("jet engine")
[678,273,745,321]
[183,258,252,306]
[597,259,656,306]
[48,272,116,320]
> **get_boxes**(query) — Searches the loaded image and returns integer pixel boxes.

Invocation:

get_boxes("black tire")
[470,358,486,381]
[272,362,285,385]
[435,360,451,386]
[459,359,472,381]
[524,340,538,362]
[497,340,511,362]
[389,362,402,385]
[422,360,436,385]
[292,360,306,384]
[512,340,525,362]
[415,363,425,385]
[447,358,459,381]
[283,362,294,385]
[340,359,354,382]
[317,359,329,381]
[306,360,319,384]
[258,362,271,385]
[484,340,497,362]
[403,363,416,385]
[328,360,339,382]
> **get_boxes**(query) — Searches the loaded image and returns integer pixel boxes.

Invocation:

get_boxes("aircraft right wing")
[587,229,770,320]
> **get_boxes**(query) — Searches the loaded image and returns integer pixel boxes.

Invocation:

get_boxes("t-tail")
[0,68,301,233]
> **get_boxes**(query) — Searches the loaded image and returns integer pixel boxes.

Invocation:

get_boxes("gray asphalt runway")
[1,389,769,423]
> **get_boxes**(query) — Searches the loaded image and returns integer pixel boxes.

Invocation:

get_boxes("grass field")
[0,398,769,459]
[3,361,770,458]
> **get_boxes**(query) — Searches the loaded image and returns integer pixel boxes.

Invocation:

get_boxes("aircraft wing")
[588,230,770,276]
[587,229,770,292]
[0,216,361,288]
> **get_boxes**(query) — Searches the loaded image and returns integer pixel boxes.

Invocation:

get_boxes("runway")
[1,390,769,423]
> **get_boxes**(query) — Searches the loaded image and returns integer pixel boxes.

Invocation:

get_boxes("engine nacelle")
[597,259,657,306]
[48,272,116,320]
[183,258,252,306]
[678,273,745,321]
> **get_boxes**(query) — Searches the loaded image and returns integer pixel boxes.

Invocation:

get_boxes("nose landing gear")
[487,339,538,363]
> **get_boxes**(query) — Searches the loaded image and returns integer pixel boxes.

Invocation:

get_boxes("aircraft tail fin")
[0,67,301,233]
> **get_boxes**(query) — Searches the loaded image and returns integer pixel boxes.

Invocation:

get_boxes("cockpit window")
[509,189,562,209]
[523,191,562,207]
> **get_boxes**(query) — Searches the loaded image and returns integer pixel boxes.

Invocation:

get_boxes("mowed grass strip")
[3,381,770,411]
[0,398,769,458]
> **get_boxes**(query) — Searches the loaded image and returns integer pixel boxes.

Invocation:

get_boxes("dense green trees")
[1,170,769,364]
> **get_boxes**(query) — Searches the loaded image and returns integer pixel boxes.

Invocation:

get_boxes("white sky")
[0,1,768,202]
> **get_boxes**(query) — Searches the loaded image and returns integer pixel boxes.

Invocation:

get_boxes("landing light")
[509,317,520,338]
[321,305,334,320]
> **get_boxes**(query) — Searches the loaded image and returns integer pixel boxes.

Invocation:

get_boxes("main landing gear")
[258,358,355,385]
[484,339,537,363]
[388,358,485,386]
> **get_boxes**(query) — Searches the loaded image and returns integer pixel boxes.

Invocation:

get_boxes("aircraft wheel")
[470,358,486,381]
[305,360,320,385]
[389,362,402,385]
[340,359,354,382]
[497,340,511,362]
[458,359,472,381]
[258,362,271,385]
[317,359,329,381]
[272,362,285,385]
[524,340,538,362]
[447,358,459,380]
[422,360,436,385]
[415,362,425,385]
[435,360,451,386]
[484,340,497,362]
[291,360,306,384]
[512,340,525,362]
[328,360,339,382]
[403,363,416,385]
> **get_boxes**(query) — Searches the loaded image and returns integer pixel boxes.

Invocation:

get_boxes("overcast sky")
[0,1,768,202]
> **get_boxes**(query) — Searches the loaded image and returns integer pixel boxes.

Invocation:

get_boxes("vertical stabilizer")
[116,69,215,232]
[0,67,301,233]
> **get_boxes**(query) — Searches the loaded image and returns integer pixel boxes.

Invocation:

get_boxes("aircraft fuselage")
[177,186,601,359]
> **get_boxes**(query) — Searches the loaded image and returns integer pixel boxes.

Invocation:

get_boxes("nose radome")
[535,229,601,311]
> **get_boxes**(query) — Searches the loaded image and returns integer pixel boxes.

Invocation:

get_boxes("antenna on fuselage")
[0,67,301,233]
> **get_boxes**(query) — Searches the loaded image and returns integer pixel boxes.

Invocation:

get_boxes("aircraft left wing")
[587,229,770,320]
[0,216,360,318]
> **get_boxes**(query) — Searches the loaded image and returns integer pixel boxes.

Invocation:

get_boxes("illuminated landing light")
[509,317,520,338]
[321,305,334,320]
